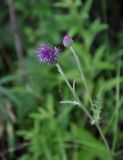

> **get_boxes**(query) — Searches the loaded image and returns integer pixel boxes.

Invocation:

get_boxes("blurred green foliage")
[0,0,123,160]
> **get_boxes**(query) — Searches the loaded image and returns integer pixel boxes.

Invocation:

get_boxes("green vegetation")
[0,0,123,159]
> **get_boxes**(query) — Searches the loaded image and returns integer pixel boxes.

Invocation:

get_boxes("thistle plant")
[36,35,113,160]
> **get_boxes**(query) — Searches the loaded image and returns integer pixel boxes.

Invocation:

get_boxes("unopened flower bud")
[63,35,73,47]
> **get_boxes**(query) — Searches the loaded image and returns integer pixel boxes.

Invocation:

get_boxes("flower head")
[63,35,73,47]
[36,44,60,64]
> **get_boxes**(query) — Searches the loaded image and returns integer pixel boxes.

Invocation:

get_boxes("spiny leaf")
[91,90,103,125]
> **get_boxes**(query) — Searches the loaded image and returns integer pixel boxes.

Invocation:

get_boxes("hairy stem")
[56,63,91,119]
[70,47,94,110]
[56,63,113,160]
[70,46,113,159]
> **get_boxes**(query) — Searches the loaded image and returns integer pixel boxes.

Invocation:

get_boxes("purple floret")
[63,35,73,48]
[36,44,60,64]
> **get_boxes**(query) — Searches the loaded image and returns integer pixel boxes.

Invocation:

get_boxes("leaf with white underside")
[60,100,80,106]
[72,80,76,91]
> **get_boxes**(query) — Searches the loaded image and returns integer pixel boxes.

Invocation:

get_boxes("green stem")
[56,63,91,119]
[56,63,113,160]
[112,54,121,154]
[96,124,112,159]
[70,47,94,110]
[70,46,113,159]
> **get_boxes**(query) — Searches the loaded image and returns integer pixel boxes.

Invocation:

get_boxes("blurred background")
[0,0,123,159]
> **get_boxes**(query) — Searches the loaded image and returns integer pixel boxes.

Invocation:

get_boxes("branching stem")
[56,61,112,160]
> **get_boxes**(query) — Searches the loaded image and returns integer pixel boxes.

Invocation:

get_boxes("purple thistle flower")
[36,44,60,64]
[63,35,73,47]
